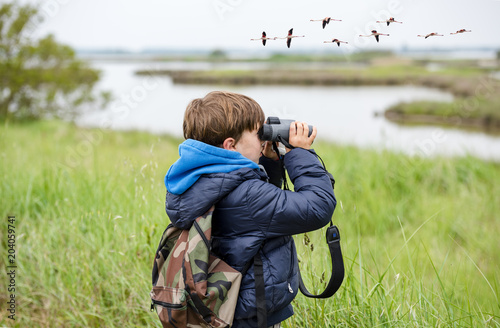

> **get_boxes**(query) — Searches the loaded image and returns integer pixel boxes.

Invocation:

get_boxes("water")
[77,61,500,161]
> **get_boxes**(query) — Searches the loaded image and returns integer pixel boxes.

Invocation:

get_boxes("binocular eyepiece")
[258,117,314,143]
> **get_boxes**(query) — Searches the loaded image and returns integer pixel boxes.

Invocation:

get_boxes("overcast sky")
[15,0,500,53]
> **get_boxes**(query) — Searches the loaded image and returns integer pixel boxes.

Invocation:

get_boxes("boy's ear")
[222,137,237,151]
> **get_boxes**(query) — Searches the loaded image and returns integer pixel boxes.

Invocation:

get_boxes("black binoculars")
[258,117,313,143]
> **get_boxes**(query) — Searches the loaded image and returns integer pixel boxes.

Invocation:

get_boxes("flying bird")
[324,38,348,47]
[450,29,471,35]
[278,28,305,48]
[250,31,276,46]
[359,30,389,43]
[417,32,444,39]
[310,17,342,29]
[376,17,403,26]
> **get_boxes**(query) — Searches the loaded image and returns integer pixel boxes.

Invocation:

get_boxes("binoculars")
[258,117,314,143]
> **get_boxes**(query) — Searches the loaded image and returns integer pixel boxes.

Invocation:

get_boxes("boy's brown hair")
[183,91,265,146]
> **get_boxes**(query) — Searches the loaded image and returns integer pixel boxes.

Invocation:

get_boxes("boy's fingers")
[310,126,318,140]
[287,121,316,150]
[302,122,309,136]
[296,121,304,135]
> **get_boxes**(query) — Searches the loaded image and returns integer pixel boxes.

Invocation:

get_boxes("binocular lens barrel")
[258,117,313,142]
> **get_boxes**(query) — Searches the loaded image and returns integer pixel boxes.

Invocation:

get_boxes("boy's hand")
[287,121,317,152]
[262,141,279,160]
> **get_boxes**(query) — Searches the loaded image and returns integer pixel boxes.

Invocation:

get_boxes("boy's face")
[234,128,265,164]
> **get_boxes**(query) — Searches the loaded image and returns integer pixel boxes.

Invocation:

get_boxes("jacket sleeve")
[245,148,336,237]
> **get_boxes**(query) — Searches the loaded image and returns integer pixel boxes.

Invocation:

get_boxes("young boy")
[164,91,336,328]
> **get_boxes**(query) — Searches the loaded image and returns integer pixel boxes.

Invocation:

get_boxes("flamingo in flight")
[250,31,277,46]
[450,29,471,35]
[359,30,389,43]
[310,17,342,29]
[376,17,403,26]
[324,38,348,47]
[278,28,305,48]
[417,32,444,39]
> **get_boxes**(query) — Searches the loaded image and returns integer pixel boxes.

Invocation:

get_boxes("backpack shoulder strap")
[152,223,179,286]
[253,246,267,328]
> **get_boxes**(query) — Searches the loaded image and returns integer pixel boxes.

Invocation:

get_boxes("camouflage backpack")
[150,206,243,328]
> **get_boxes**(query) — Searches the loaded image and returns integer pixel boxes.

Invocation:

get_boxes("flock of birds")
[250,16,472,48]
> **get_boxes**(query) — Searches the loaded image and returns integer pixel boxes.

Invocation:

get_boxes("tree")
[209,49,227,62]
[0,2,109,121]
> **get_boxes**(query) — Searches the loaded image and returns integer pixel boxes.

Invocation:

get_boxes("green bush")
[0,3,109,121]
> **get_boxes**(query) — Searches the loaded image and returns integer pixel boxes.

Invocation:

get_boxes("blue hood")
[165,139,259,195]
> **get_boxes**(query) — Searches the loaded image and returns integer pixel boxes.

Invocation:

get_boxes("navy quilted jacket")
[165,140,336,327]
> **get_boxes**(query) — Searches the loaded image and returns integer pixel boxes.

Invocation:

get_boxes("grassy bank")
[137,64,489,94]
[1,121,499,327]
[385,95,500,132]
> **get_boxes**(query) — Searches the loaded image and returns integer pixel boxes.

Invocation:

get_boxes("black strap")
[190,293,213,323]
[298,223,344,298]
[253,250,267,328]
[264,146,344,301]
[240,258,253,277]
[287,148,342,298]
[272,141,290,191]
[193,221,211,251]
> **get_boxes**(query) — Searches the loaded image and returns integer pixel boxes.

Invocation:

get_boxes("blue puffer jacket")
[165,139,336,327]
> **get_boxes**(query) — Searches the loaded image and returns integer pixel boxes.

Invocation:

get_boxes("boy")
[164,91,336,328]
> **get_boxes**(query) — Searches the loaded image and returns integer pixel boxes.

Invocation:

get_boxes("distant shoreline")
[136,66,493,97]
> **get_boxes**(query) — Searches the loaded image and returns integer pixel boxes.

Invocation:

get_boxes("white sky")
[15,0,500,53]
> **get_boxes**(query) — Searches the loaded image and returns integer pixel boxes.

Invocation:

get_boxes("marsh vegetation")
[1,121,498,327]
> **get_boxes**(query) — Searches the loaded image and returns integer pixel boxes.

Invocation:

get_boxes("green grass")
[292,143,500,327]
[1,120,499,327]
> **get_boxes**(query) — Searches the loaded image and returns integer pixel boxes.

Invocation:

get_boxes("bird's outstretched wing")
[322,18,330,29]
